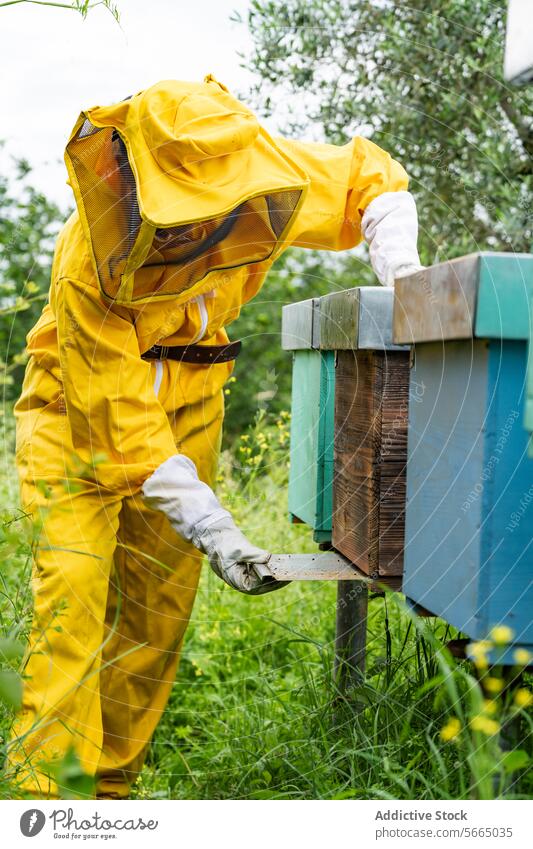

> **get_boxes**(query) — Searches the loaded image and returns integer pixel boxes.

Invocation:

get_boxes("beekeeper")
[10,75,422,798]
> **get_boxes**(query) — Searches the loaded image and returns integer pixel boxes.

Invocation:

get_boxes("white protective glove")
[361,190,425,286]
[141,454,288,595]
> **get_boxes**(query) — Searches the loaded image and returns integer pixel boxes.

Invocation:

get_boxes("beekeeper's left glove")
[361,190,425,287]
[141,454,287,595]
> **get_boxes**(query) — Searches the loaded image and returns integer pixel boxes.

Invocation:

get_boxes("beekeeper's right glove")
[141,454,287,595]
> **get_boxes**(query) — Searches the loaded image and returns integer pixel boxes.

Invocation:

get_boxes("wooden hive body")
[333,349,410,577]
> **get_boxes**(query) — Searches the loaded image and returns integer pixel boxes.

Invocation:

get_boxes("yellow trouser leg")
[8,485,122,798]
[95,502,203,797]
[95,392,223,798]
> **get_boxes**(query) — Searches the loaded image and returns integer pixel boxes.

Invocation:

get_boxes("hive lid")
[393,252,533,344]
[281,297,320,350]
[358,287,409,350]
[282,286,408,351]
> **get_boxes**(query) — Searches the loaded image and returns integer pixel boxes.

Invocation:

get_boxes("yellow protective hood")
[64,75,309,305]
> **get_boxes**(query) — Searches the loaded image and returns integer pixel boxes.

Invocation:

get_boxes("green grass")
[1,410,532,800]
[137,575,533,800]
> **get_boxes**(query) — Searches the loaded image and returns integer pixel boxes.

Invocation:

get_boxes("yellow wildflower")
[514,689,533,709]
[440,717,461,742]
[469,640,491,669]
[470,715,500,735]
[483,677,504,695]
[482,699,498,716]
[513,648,532,666]
[490,625,514,644]
[469,640,492,656]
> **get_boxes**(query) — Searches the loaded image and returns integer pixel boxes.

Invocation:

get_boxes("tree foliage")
[0,157,63,397]
[242,0,533,261]
[0,1,119,19]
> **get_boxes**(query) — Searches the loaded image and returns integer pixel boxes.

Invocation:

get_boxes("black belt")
[141,340,242,364]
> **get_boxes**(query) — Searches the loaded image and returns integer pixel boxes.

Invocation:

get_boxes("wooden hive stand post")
[333,580,369,693]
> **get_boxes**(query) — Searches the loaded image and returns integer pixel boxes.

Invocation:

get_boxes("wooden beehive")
[282,286,410,562]
[394,252,533,663]
[332,348,410,577]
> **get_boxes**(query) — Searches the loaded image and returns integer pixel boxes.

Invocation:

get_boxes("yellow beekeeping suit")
[9,75,407,799]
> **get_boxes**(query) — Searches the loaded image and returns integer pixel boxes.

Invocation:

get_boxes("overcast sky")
[0,0,261,208]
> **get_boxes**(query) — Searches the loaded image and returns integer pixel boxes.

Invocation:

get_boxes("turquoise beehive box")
[282,297,334,542]
[394,252,533,663]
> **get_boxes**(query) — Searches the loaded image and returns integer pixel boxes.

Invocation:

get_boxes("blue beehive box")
[394,252,533,662]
